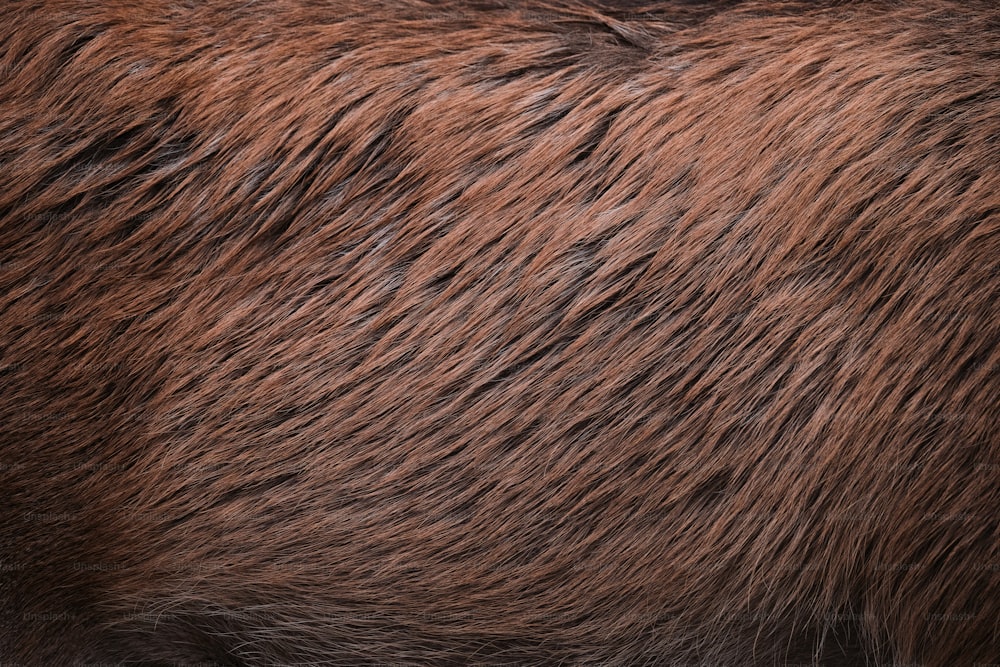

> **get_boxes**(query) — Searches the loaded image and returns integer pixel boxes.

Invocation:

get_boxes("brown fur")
[1,1,998,665]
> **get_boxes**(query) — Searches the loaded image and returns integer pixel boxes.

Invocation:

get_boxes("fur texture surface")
[1,1,998,665]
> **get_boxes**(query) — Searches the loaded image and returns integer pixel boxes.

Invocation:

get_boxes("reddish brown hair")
[1,1,998,664]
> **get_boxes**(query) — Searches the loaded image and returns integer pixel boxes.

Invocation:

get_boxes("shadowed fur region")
[1,1,998,665]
